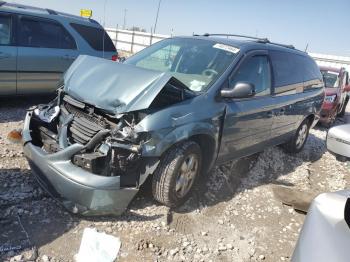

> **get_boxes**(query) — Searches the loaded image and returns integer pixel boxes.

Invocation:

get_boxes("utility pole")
[153,0,162,34]
[123,9,127,30]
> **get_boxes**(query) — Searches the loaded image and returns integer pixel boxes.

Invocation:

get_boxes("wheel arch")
[304,114,315,126]
[150,123,219,174]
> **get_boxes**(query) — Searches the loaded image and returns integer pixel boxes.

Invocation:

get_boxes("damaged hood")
[63,55,176,114]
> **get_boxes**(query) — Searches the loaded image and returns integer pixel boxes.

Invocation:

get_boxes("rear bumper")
[22,112,153,216]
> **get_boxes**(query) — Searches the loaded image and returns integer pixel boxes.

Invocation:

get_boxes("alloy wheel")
[296,124,308,149]
[175,154,199,198]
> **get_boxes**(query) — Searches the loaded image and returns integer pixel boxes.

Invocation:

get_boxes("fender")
[141,120,220,158]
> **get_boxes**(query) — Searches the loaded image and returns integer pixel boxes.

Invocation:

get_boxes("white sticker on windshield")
[190,80,206,91]
[213,43,240,54]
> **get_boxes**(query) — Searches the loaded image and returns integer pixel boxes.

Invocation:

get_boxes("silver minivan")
[0,2,117,95]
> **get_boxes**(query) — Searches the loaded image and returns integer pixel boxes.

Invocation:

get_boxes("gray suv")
[22,35,325,216]
[0,2,117,95]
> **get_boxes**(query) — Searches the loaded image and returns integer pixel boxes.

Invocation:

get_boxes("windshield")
[125,38,239,92]
[321,70,339,88]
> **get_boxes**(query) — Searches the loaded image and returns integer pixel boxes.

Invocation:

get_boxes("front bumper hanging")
[22,111,157,216]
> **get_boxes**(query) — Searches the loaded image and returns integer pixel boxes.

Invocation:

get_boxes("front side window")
[0,14,11,45]
[321,70,339,88]
[18,17,76,49]
[126,38,238,92]
[230,56,271,96]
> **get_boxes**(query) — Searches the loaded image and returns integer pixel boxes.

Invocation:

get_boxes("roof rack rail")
[269,42,295,49]
[46,8,58,15]
[201,33,270,43]
[197,33,295,49]
[0,1,6,6]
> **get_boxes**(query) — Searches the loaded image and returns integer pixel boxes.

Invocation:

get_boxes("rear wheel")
[152,141,202,207]
[283,119,310,153]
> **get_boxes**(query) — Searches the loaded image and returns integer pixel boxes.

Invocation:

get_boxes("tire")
[283,119,310,153]
[338,96,349,117]
[152,141,202,207]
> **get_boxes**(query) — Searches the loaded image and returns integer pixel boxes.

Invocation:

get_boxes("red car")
[319,66,350,126]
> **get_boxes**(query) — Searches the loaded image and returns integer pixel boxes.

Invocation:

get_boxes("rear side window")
[270,50,304,87]
[70,23,116,52]
[302,57,322,82]
[18,17,76,49]
[0,14,11,45]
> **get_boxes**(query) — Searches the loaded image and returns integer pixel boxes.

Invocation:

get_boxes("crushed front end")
[22,90,159,216]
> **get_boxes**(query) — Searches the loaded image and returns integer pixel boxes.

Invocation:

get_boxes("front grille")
[70,117,103,144]
[63,102,106,145]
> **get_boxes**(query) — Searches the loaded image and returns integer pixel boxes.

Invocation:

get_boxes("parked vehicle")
[22,35,324,216]
[292,190,350,262]
[327,124,350,159]
[0,2,117,95]
[319,66,350,126]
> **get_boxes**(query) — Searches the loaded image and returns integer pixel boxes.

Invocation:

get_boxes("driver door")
[217,50,275,163]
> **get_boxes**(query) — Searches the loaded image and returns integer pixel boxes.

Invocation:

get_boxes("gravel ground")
[0,96,349,262]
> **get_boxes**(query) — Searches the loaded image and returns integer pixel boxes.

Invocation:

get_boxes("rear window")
[70,23,116,52]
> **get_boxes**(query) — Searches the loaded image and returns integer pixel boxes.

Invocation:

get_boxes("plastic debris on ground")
[75,228,121,262]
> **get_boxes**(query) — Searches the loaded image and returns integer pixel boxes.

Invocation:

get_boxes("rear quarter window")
[70,23,116,52]
[270,50,303,88]
[270,50,322,92]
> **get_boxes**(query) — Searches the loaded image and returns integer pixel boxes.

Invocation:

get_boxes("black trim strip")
[0,70,16,73]
[0,70,63,74]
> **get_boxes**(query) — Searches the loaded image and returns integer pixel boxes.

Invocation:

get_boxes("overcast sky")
[11,0,350,56]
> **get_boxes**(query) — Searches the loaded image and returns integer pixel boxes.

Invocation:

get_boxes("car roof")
[175,35,307,56]
[0,2,101,28]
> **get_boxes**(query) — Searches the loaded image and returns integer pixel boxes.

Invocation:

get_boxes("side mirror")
[221,82,255,98]
[344,85,350,92]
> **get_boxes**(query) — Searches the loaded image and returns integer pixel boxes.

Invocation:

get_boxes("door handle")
[0,52,10,59]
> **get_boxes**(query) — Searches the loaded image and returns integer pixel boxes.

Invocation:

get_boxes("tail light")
[111,54,118,61]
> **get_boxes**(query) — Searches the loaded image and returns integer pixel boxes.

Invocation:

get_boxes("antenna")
[304,43,309,52]
[153,0,162,34]
[123,9,127,29]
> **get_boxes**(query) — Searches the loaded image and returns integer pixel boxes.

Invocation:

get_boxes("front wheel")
[152,141,202,207]
[283,119,310,153]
